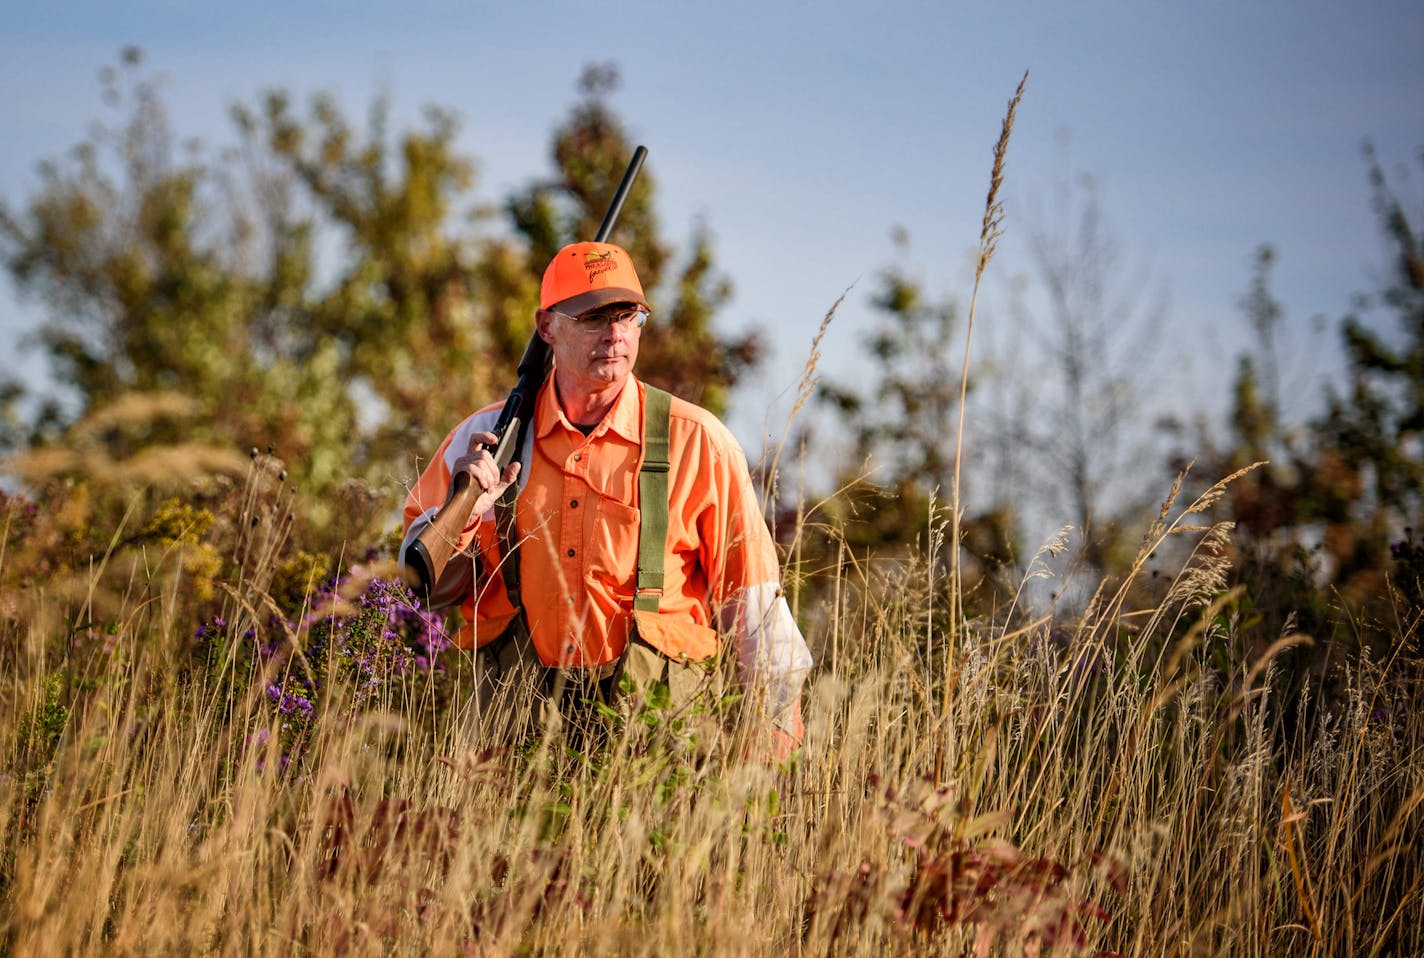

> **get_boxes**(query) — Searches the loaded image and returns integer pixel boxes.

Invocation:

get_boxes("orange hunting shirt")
[401,376,783,668]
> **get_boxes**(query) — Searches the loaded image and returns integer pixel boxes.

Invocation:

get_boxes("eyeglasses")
[546,304,650,331]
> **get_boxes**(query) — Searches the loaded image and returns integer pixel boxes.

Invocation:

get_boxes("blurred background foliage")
[1,48,1422,685]
[0,50,759,551]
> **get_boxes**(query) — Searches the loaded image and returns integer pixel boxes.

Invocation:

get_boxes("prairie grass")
[2,454,1422,957]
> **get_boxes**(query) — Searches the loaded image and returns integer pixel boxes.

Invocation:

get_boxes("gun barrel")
[491,145,649,463]
[405,146,649,596]
[594,145,647,243]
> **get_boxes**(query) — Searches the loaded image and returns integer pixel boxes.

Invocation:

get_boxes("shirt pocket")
[588,495,640,598]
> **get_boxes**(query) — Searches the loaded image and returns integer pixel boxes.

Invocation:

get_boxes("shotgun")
[488,144,647,470]
[403,145,648,595]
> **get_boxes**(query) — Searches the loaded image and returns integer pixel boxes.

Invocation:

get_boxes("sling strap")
[497,383,673,621]
[634,386,671,613]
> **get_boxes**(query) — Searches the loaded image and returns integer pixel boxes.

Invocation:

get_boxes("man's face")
[537,302,645,392]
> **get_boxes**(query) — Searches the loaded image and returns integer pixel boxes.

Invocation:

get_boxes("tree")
[230,84,513,488]
[1004,167,1168,574]
[1,52,762,549]
[808,237,1016,618]
[1179,145,1424,663]
[1313,143,1424,639]
[1322,144,1424,523]
[1175,247,1340,654]
[818,243,961,498]
[507,64,761,415]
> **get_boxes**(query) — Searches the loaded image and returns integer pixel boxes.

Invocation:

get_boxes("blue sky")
[3,1,1422,479]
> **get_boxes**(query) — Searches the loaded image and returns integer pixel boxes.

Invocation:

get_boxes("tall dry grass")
[4,458,1422,955]
[4,76,1423,957]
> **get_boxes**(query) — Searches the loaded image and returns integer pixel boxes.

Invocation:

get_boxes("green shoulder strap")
[634,386,672,613]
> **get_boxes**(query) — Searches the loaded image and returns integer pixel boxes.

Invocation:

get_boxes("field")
[2,450,1422,957]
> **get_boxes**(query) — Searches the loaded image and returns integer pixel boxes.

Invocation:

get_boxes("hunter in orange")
[401,241,811,753]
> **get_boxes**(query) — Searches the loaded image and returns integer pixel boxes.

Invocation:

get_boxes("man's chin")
[589,360,630,379]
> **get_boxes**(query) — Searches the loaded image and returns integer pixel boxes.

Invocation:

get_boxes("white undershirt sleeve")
[719,582,813,731]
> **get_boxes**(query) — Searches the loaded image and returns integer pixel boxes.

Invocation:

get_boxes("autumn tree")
[507,64,761,415]
[1183,145,1424,662]
[1,51,761,550]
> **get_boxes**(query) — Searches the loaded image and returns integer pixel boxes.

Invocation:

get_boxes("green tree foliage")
[1190,146,1424,662]
[1,48,325,461]
[507,64,761,414]
[819,261,961,497]
[1323,144,1424,523]
[230,85,507,487]
[1,51,760,548]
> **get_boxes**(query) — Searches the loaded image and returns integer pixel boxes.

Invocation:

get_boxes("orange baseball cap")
[539,241,648,314]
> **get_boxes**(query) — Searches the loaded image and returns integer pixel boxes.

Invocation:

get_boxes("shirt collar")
[535,374,643,444]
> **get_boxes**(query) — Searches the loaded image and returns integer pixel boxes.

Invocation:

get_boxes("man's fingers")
[455,432,503,480]
[467,430,498,453]
[466,457,499,490]
[451,433,515,511]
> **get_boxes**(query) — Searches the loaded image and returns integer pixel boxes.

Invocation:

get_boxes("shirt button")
[567,548,576,557]
[570,499,578,508]
[573,454,582,462]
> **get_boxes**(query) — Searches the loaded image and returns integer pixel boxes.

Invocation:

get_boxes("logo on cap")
[583,250,618,280]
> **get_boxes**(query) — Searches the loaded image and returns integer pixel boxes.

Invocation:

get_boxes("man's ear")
[535,309,557,344]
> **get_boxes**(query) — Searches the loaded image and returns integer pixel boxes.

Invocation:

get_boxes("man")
[400,241,811,756]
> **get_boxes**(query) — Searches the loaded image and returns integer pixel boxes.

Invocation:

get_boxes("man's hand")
[406,432,520,595]
[449,431,521,521]
[769,725,801,762]
[771,700,805,761]
[742,701,804,764]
